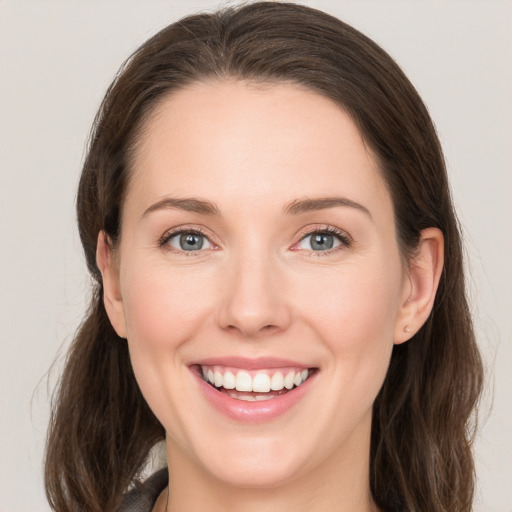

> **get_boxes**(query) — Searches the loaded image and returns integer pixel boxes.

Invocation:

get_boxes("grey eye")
[167,232,212,251]
[297,232,342,251]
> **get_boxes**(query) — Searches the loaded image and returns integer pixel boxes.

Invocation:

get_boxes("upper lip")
[189,356,313,370]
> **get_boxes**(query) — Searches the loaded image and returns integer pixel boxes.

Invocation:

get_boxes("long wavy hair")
[44,3,483,511]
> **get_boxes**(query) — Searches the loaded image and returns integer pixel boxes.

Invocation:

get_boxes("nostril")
[223,322,280,337]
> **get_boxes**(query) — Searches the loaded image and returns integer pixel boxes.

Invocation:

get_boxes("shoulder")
[117,468,169,512]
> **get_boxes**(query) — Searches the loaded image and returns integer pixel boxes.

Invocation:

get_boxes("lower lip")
[192,369,316,423]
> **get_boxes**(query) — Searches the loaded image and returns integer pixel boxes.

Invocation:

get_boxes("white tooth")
[301,369,309,382]
[207,369,215,385]
[294,372,302,386]
[270,372,285,391]
[252,373,271,392]
[254,394,272,401]
[238,394,257,401]
[214,370,223,388]
[201,366,208,379]
[235,371,253,392]
[223,371,236,389]
[284,371,295,389]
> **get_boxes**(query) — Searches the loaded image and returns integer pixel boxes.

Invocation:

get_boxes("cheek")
[302,259,402,336]
[121,262,215,350]
[119,262,218,428]
[298,259,403,388]
[118,261,217,411]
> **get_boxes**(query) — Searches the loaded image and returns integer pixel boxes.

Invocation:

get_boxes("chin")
[203,452,307,489]
[182,430,313,489]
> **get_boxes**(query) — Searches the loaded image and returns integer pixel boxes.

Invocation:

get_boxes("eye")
[164,230,213,252]
[295,228,350,252]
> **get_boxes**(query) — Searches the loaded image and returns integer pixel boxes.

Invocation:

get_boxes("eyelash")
[292,226,352,256]
[159,225,352,255]
[159,226,215,255]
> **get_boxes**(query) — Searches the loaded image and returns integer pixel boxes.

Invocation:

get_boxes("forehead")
[127,80,392,221]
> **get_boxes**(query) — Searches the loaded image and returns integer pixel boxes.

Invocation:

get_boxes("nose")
[216,252,292,338]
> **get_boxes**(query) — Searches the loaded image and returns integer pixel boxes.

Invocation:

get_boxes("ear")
[96,231,127,339]
[394,227,444,344]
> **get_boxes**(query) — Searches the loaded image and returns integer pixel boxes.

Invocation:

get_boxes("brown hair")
[45,3,483,511]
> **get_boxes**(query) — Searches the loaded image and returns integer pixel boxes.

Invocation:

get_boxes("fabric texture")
[117,468,168,512]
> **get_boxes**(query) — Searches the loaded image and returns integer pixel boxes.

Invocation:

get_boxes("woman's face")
[105,81,413,488]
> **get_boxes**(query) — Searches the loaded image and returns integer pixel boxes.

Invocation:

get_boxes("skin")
[97,81,444,512]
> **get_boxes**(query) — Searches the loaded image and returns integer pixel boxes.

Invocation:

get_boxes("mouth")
[193,364,316,402]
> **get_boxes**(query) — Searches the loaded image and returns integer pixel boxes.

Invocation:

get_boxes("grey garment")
[117,468,169,512]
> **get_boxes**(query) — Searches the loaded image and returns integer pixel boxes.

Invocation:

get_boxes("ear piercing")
[404,325,411,333]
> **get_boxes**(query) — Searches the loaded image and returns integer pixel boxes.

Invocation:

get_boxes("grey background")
[0,1,510,511]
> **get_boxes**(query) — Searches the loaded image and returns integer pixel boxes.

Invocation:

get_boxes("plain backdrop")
[0,1,510,511]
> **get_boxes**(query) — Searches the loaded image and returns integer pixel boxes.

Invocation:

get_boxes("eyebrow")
[141,195,371,219]
[142,197,221,218]
[284,197,371,218]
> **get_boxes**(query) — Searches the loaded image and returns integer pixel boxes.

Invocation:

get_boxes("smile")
[200,365,311,401]
[190,359,317,422]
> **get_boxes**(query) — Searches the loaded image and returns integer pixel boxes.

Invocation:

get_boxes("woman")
[44,2,483,511]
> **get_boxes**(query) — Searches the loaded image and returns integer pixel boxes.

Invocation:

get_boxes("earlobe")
[96,231,127,339]
[394,227,444,344]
